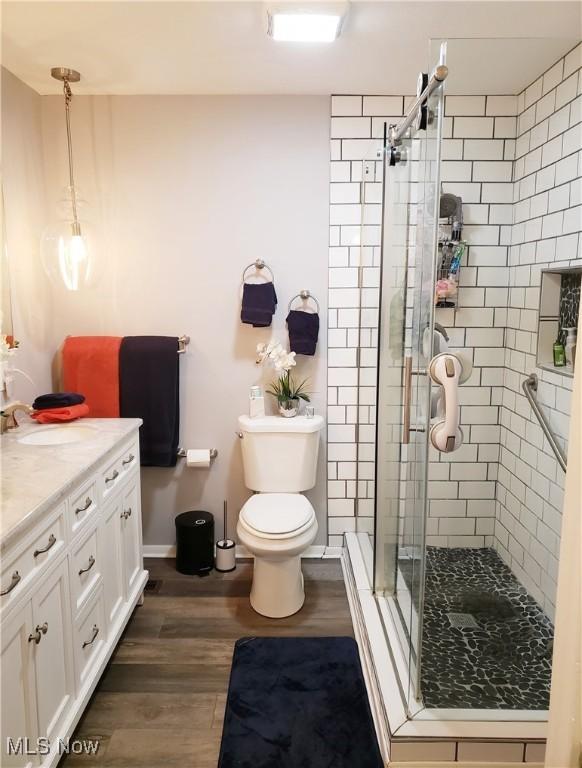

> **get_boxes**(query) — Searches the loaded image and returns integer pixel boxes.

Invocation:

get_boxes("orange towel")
[32,403,90,424]
[63,336,122,417]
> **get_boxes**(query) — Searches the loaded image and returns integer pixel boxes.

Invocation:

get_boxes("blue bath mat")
[218,636,384,768]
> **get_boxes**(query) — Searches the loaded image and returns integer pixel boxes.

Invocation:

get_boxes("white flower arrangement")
[0,334,18,363]
[0,335,32,397]
[256,340,296,372]
[256,340,310,411]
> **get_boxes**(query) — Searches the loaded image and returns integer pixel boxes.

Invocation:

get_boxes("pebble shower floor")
[401,547,553,709]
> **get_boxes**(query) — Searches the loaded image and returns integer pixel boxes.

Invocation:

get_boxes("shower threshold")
[342,533,548,765]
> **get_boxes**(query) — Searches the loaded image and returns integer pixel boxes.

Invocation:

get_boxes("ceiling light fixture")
[41,67,96,291]
[266,3,348,43]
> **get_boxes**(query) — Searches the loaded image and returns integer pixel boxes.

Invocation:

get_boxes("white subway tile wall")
[497,44,581,620]
[328,41,581,618]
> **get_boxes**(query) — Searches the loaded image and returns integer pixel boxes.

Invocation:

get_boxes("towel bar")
[288,290,320,313]
[242,259,275,283]
[178,335,190,354]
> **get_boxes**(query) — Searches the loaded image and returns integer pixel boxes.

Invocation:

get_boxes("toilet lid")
[240,494,314,535]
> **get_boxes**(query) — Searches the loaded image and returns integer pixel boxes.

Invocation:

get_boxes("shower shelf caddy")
[435,234,467,311]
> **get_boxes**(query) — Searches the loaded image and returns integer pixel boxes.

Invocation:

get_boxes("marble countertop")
[1,418,142,550]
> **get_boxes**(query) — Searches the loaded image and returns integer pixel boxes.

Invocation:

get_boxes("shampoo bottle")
[564,327,577,370]
[553,339,566,367]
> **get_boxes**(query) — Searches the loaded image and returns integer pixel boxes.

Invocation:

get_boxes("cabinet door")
[1,602,39,768]
[101,497,125,633]
[121,478,142,597]
[31,559,74,748]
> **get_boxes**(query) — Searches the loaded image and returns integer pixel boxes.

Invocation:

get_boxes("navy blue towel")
[119,336,180,467]
[287,310,319,356]
[241,282,277,327]
[218,636,384,768]
[33,392,85,410]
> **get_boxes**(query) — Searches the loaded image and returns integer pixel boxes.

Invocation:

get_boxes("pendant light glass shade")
[41,187,95,291]
[41,68,97,291]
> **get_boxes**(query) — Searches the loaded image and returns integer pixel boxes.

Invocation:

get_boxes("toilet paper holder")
[177,447,218,461]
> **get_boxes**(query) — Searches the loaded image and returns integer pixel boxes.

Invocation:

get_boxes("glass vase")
[278,398,299,418]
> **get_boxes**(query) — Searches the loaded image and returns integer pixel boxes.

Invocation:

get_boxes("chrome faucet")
[0,402,34,434]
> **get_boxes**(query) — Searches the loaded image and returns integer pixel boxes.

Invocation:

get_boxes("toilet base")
[250,554,305,618]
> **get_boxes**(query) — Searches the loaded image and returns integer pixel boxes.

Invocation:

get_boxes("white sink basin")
[18,425,97,446]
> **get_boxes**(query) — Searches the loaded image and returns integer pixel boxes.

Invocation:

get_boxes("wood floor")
[61,558,354,768]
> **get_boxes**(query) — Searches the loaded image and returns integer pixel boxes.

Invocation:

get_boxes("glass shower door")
[374,55,446,709]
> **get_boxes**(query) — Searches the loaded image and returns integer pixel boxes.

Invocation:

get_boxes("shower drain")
[447,612,479,630]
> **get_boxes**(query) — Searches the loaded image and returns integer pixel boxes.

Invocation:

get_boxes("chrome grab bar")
[522,373,567,472]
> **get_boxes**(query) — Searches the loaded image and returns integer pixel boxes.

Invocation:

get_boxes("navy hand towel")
[241,282,277,327]
[119,336,180,467]
[33,392,85,410]
[287,310,320,356]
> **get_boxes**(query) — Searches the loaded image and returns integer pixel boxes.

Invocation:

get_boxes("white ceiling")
[2,1,581,96]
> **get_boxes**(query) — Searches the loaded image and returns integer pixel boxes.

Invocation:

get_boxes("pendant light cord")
[62,77,81,236]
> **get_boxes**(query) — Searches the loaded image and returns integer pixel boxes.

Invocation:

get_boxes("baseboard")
[143,544,177,558]
[390,764,543,768]
[143,544,341,559]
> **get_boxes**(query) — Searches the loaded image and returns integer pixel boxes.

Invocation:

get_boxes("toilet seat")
[239,493,315,540]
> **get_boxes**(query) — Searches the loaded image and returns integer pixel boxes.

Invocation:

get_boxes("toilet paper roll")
[186,449,211,468]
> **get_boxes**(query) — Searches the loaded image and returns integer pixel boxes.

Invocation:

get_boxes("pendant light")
[41,68,95,291]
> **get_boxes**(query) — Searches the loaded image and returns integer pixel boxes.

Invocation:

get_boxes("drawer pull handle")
[78,555,96,576]
[28,622,48,645]
[122,454,135,466]
[82,624,99,649]
[75,497,93,515]
[121,508,132,520]
[105,470,119,484]
[34,534,56,558]
[1,570,21,596]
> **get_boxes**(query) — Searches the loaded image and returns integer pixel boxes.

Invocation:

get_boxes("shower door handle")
[403,356,413,444]
[403,357,426,443]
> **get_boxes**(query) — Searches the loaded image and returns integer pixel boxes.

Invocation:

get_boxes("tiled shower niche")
[537,267,581,377]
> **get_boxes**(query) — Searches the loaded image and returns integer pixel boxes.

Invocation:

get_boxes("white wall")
[2,69,53,404]
[7,86,330,545]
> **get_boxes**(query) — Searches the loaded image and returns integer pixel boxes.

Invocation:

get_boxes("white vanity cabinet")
[0,421,148,768]
[1,602,39,768]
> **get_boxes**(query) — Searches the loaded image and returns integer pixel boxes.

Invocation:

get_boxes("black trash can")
[175,510,214,575]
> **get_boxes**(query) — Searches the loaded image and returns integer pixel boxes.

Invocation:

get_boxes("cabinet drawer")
[1,506,66,616]
[30,512,66,571]
[69,478,98,540]
[73,586,105,691]
[101,456,123,500]
[101,437,140,501]
[119,438,139,476]
[0,546,33,613]
[70,525,101,616]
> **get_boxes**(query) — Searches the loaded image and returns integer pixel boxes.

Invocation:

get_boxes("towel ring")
[288,290,320,314]
[242,259,275,284]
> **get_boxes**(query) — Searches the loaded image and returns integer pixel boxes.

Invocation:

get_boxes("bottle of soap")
[249,386,265,418]
[553,338,566,367]
[564,327,577,370]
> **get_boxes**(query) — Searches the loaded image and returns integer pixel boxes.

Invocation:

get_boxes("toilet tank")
[238,415,324,492]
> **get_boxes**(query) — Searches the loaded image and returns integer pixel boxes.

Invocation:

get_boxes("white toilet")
[236,414,324,618]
